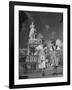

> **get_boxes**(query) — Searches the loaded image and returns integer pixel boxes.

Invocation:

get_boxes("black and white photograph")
[19,11,63,79]
[9,1,70,88]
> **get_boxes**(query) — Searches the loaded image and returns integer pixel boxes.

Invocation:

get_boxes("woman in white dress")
[36,44,46,75]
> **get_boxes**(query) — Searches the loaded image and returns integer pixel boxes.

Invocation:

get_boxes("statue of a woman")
[29,22,36,40]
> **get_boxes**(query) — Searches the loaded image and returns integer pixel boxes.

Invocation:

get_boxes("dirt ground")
[19,66,63,79]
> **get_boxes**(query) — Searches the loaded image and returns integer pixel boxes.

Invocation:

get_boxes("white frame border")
[14,5,68,85]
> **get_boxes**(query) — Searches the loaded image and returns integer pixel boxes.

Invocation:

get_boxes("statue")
[29,22,36,41]
[27,22,37,55]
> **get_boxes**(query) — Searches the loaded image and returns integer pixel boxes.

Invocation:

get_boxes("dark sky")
[19,11,63,48]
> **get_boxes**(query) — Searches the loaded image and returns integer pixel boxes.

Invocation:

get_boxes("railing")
[26,55,39,62]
